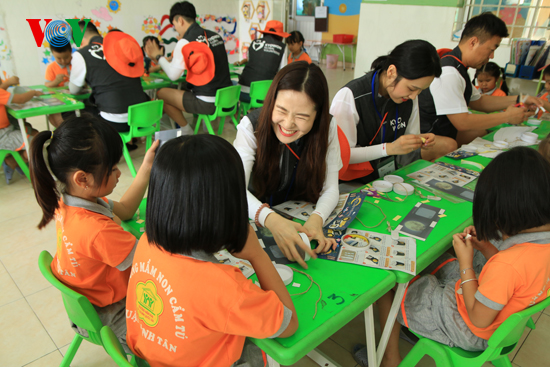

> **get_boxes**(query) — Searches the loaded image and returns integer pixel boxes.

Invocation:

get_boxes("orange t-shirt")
[456,240,550,340]
[475,85,506,96]
[0,88,12,129]
[126,234,286,367]
[288,51,312,64]
[45,62,71,87]
[51,195,136,307]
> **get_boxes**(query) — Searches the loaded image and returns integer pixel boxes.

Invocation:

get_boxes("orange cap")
[103,32,144,78]
[259,20,291,38]
[181,42,215,86]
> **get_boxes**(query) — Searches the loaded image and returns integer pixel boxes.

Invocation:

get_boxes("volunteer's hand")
[523,95,544,110]
[419,133,435,149]
[264,213,316,269]
[505,105,531,125]
[303,213,337,254]
[387,134,423,155]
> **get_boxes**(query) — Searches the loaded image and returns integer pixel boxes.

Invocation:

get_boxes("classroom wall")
[354,3,512,81]
[0,0,241,84]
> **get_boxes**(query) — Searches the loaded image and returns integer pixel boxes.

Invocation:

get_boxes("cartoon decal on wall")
[92,6,113,21]
[241,42,250,59]
[256,1,270,22]
[108,0,121,13]
[0,14,15,79]
[241,1,255,21]
[249,23,260,41]
[197,15,239,56]
[142,16,161,35]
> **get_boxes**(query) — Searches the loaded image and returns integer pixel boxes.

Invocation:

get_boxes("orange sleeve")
[491,89,507,97]
[0,89,11,105]
[45,63,56,82]
[476,260,520,310]
[223,277,286,338]
[302,52,312,64]
[87,219,137,268]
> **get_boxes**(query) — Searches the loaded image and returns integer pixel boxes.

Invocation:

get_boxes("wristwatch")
[155,55,162,62]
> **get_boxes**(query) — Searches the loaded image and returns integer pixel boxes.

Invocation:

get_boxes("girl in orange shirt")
[286,31,312,64]
[474,62,508,96]
[30,115,158,352]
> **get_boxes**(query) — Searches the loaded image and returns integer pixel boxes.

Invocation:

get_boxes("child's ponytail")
[30,131,60,229]
[500,67,509,95]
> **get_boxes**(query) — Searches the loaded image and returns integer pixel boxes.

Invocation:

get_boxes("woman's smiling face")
[271,90,317,144]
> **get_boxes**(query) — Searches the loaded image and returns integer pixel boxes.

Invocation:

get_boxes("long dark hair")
[146,135,249,255]
[371,39,442,82]
[252,61,330,203]
[474,61,509,95]
[30,115,123,229]
[473,147,550,241]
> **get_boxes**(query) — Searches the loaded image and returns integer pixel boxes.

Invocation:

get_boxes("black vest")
[78,36,147,114]
[183,23,232,97]
[247,108,304,206]
[238,35,285,87]
[344,70,412,179]
[418,47,472,139]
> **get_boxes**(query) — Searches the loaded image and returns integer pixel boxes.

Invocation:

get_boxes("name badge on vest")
[377,156,396,177]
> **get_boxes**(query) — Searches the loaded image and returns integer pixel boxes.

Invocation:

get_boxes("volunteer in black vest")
[236,20,289,103]
[144,1,232,135]
[419,12,543,147]
[331,40,456,183]
[69,22,148,133]
[233,62,342,269]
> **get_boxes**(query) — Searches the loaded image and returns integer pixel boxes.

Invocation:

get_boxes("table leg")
[45,116,50,131]
[307,348,341,367]
[75,109,81,117]
[266,354,280,367]
[375,282,408,366]
[18,118,31,159]
[351,45,355,70]
[337,44,346,71]
[364,305,378,367]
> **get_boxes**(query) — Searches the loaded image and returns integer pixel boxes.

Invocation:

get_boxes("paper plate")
[393,182,414,196]
[298,233,312,261]
[275,264,293,286]
[521,132,538,144]
[527,118,541,126]
[461,144,478,152]
[493,140,509,149]
[384,174,404,184]
[373,180,393,193]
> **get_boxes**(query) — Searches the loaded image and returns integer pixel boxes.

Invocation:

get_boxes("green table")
[229,63,244,78]
[352,160,475,364]
[7,93,84,156]
[121,199,396,367]
[27,84,91,101]
[149,71,186,87]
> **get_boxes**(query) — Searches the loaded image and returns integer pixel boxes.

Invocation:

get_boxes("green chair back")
[239,80,272,120]
[0,149,31,182]
[120,100,164,177]
[194,85,241,136]
[38,250,104,366]
[100,326,147,367]
[400,295,550,367]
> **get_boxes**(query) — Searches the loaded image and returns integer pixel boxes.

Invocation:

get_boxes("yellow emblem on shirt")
[136,280,164,327]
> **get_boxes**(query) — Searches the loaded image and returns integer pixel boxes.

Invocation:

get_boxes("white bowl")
[521,132,538,144]
[384,174,404,184]
[462,144,478,152]
[527,118,542,126]
[493,140,509,149]
[393,182,414,196]
[275,264,294,286]
[373,180,393,193]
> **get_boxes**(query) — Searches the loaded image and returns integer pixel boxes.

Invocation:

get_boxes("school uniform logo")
[252,40,265,51]
[136,280,164,327]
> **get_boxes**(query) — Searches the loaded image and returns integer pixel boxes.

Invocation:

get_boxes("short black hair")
[286,31,304,45]
[145,135,250,255]
[543,67,550,78]
[78,20,99,37]
[169,1,197,25]
[50,43,72,54]
[461,12,509,44]
[142,36,160,48]
[473,147,550,241]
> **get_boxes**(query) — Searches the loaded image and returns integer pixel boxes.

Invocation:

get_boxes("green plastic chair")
[101,326,146,367]
[400,295,550,367]
[0,149,30,181]
[194,85,241,136]
[239,80,272,120]
[38,250,105,367]
[120,100,164,177]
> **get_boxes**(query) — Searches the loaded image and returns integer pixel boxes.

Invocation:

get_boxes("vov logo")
[26,19,91,47]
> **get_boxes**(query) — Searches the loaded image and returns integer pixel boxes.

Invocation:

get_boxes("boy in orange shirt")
[1,75,41,183]
[353,147,550,367]
[44,42,72,127]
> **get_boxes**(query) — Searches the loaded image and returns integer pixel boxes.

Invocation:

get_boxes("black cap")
[170,1,197,24]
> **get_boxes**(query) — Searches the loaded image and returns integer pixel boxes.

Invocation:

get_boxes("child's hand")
[6,76,19,86]
[232,225,267,263]
[145,39,162,60]
[419,133,435,149]
[142,140,160,169]
[54,74,68,84]
[452,233,474,267]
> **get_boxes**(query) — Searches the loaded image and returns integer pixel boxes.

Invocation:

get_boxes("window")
[453,0,550,43]
[296,0,321,16]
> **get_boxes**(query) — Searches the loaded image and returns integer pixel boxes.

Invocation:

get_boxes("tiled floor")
[1,65,549,366]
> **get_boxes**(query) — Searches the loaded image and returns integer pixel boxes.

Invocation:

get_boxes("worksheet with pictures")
[407,162,478,187]
[273,194,349,224]
[318,229,417,275]
[214,250,255,278]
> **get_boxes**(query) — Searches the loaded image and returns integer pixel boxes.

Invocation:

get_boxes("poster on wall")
[242,1,255,21]
[0,14,16,80]
[256,1,270,22]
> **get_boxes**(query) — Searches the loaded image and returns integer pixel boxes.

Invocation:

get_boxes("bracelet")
[255,203,270,228]
[461,267,474,275]
[459,278,478,288]
[516,94,520,104]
